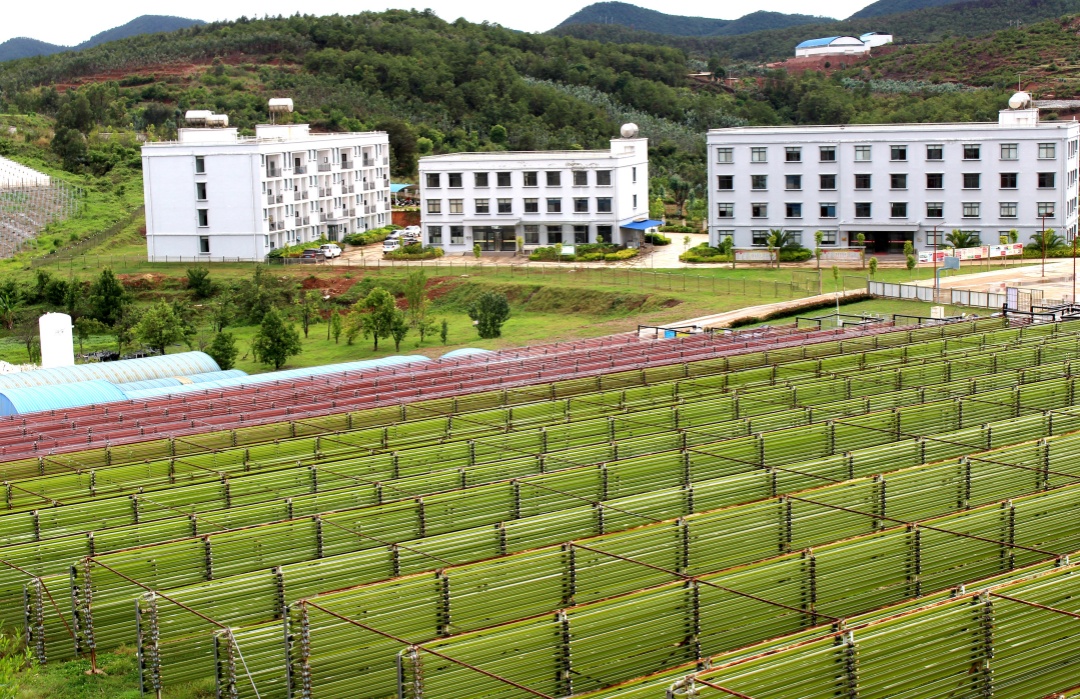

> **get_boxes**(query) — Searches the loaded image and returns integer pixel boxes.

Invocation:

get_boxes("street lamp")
[1041,215,1048,279]
[932,224,939,299]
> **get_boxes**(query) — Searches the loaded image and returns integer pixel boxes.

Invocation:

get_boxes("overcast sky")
[1,1,857,47]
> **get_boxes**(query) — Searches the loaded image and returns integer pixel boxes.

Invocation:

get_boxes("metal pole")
[1073,234,1077,304]
[933,225,938,298]
[1042,215,1047,278]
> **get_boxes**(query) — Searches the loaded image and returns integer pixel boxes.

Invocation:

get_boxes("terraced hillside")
[9,317,1080,697]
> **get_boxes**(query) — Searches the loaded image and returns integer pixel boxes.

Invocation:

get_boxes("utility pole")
[932,225,939,299]
[1073,232,1077,304]
[1042,215,1047,278]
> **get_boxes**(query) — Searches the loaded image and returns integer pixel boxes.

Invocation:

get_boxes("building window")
[1001,143,1018,160]
[1039,172,1056,188]
[751,175,767,190]
[197,209,209,227]
[596,170,612,186]
[573,225,588,244]
[963,173,981,189]
[1001,173,1018,189]
[426,173,440,188]
[633,194,638,209]
[597,197,612,213]
[751,230,770,246]
[523,171,538,187]
[785,175,801,191]
[474,172,489,187]
[194,156,205,174]
[717,175,733,190]
[927,228,944,245]
[196,182,207,201]
[524,198,539,213]
[547,198,562,213]
[450,226,464,244]
[820,203,837,218]
[963,144,980,160]
[497,198,512,214]
[963,202,980,217]
[785,147,801,162]
[786,203,802,218]
[751,203,768,218]
[427,199,442,214]
[890,174,907,189]
[428,226,443,244]
[716,147,734,163]
[1039,143,1057,159]
[926,145,943,161]
[819,174,836,190]
[546,171,561,186]
[855,202,872,218]
[449,199,463,214]
[448,173,463,188]
[523,225,540,245]
[573,171,588,186]
[1038,202,1056,217]
[716,203,734,218]
[926,173,943,189]
[716,230,734,244]
[891,202,908,218]
[890,145,907,161]
[855,174,871,189]
[496,172,511,187]
[751,147,768,163]
[854,145,872,161]
[926,202,944,218]
[819,230,837,245]
[574,198,589,213]
[597,225,612,243]
[474,198,490,215]
[819,146,836,162]
[199,235,210,254]
[547,225,563,245]
[632,167,637,183]
[1000,202,1018,218]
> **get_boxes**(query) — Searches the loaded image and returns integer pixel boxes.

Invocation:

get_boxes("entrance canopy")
[620,219,664,230]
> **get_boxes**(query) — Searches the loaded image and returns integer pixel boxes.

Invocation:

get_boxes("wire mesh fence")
[0,180,82,258]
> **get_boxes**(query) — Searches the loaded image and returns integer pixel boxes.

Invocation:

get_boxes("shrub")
[779,248,813,262]
[529,246,574,262]
[342,224,400,247]
[385,244,444,260]
[604,248,638,261]
[658,225,697,233]
[680,243,732,263]
[645,232,671,245]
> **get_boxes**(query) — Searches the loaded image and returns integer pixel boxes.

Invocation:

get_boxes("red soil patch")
[53,55,297,92]
[118,272,169,290]
[765,51,877,75]
[299,274,355,296]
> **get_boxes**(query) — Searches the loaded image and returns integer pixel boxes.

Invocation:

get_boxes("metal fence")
[868,280,1007,309]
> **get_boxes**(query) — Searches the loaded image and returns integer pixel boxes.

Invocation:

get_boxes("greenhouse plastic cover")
[441,348,495,359]
[0,352,222,390]
[117,370,248,393]
[121,355,433,401]
[0,380,128,416]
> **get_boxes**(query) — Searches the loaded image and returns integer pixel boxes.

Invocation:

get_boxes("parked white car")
[382,239,400,254]
[402,225,422,237]
[319,243,342,258]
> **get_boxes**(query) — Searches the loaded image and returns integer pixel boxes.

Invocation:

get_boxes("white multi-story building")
[142,123,391,261]
[706,95,1080,254]
[418,127,652,254]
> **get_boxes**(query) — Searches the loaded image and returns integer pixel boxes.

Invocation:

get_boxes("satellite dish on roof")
[1008,91,1032,110]
[620,123,639,138]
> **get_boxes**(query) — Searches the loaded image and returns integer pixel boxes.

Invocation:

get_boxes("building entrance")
[472,226,517,252]
[858,231,914,254]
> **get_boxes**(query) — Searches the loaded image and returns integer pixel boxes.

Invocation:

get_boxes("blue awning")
[620,219,664,230]
[390,183,414,193]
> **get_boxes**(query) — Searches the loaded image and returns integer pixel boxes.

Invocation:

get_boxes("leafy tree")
[210,294,233,333]
[186,267,214,299]
[251,308,302,370]
[0,286,19,331]
[347,287,397,350]
[946,230,981,249]
[440,318,449,345]
[390,312,409,351]
[89,268,128,326]
[468,291,511,339]
[416,137,434,155]
[868,257,879,277]
[33,270,51,303]
[766,229,798,269]
[417,317,437,343]
[473,243,482,259]
[234,266,290,323]
[73,316,107,354]
[207,332,239,370]
[113,304,141,356]
[51,127,88,172]
[63,277,82,318]
[667,174,691,219]
[906,254,917,278]
[330,312,343,344]
[855,233,866,270]
[0,626,33,697]
[903,240,915,257]
[649,196,665,220]
[298,290,320,339]
[135,300,186,355]
[489,124,508,145]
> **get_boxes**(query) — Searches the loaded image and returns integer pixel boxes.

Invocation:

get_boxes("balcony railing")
[318,163,332,172]
[267,194,275,205]
[364,181,375,191]
[267,168,280,178]
[301,191,309,200]
[362,159,374,168]
[275,194,284,204]
[294,166,307,174]
[346,185,355,193]
[347,208,356,217]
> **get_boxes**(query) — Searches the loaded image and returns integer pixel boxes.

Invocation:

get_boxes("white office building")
[142,123,391,261]
[706,94,1080,254]
[419,126,652,254]
[794,36,871,58]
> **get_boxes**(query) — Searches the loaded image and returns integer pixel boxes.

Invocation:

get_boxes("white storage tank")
[38,313,74,369]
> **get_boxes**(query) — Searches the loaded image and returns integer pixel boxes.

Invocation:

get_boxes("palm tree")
[767,228,794,268]
[945,229,980,249]
[1029,228,1065,251]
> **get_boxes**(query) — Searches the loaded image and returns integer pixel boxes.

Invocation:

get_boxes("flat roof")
[708,119,1079,135]
[143,126,386,147]
[420,149,621,162]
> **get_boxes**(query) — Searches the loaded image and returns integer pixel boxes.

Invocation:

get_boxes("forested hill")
[553,2,831,36]
[0,15,205,63]
[847,0,972,19]
[552,0,1080,61]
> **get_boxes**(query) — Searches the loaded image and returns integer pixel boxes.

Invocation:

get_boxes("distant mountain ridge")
[553,2,833,37]
[0,15,204,63]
